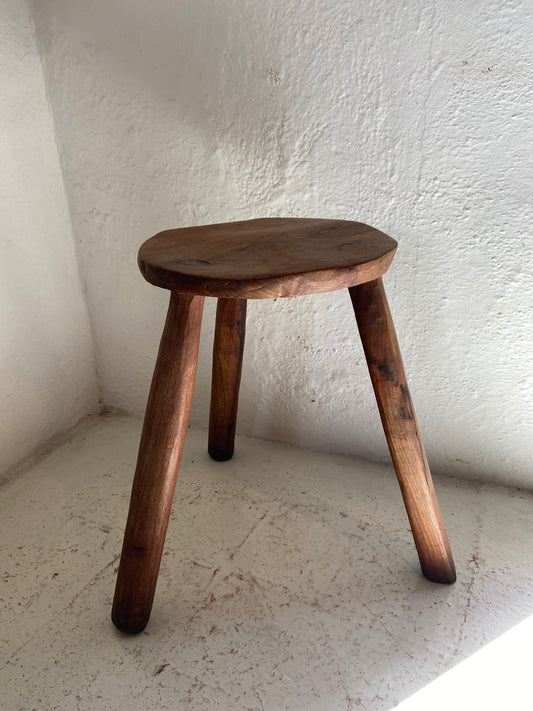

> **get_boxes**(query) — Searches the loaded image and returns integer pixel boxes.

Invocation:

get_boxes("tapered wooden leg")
[208,298,247,461]
[112,292,204,633]
[349,278,456,584]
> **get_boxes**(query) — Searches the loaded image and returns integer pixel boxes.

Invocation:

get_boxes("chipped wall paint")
[0,1,99,475]
[32,0,533,487]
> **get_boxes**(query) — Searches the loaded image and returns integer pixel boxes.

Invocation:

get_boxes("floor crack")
[229,511,267,561]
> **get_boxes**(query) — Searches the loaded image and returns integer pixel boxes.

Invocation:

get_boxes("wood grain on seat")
[138,218,397,298]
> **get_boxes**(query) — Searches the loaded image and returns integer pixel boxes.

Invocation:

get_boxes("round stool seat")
[139,218,397,298]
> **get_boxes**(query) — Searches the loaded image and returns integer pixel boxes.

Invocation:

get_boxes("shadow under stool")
[112,218,456,634]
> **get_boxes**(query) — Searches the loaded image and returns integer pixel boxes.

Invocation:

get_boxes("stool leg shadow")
[112,292,205,633]
[208,298,247,461]
[349,278,456,584]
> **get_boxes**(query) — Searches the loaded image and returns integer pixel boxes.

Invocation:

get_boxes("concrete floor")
[1,414,532,711]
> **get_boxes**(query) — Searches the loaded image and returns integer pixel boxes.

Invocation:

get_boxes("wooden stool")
[112,218,456,634]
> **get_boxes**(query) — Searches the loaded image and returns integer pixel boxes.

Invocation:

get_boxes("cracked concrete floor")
[1,414,532,710]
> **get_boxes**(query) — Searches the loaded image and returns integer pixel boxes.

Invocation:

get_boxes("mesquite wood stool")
[112,218,456,634]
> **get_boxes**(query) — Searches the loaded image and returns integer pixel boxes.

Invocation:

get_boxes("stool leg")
[208,298,247,461]
[349,278,456,584]
[112,292,204,633]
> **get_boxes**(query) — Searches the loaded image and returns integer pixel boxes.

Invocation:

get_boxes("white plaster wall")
[32,0,533,487]
[0,0,99,475]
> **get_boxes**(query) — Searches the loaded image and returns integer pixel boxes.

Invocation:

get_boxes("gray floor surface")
[1,414,532,710]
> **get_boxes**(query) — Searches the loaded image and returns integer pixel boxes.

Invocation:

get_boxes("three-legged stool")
[112,218,456,634]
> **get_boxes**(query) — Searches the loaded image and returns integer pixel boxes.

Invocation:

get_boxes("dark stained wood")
[349,278,456,584]
[112,292,204,633]
[138,218,397,298]
[113,220,456,633]
[208,298,247,461]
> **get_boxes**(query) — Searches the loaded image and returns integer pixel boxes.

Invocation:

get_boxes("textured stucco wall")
[0,0,99,475]
[32,0,533,487]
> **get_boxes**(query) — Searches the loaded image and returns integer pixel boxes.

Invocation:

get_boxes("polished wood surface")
[208,298,247,461]
[112,292,204,633]
[349,278,456,584]
[139,218,397,298]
